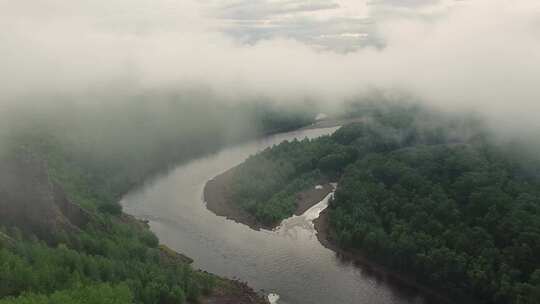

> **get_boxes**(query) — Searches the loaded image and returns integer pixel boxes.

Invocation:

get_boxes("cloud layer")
[1,0,540,136]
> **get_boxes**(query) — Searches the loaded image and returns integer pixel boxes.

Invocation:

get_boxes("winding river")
[120,127,429,304]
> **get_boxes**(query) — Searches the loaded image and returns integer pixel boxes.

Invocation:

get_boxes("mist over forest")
[1,1,540,304]
[2,0,540,134]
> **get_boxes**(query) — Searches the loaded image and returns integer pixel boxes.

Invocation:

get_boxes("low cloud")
[1,0,539,137]
[214,0,341,20]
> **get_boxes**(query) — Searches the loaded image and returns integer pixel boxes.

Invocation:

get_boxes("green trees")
[0,98,317,304]
[229,136,342,225]
[0,284,133,304]
[0,218,215,303]
[227,103,540,303]
[327,139,540,303]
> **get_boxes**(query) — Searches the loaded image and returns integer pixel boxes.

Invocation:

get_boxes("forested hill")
[225,102,540,304]
[0,98,310,304]
[0,147,218,304]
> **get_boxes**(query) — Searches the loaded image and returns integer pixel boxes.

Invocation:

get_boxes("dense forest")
[230,136,345,225]
[227,102,540,303]
[0,97,313,304]
[0,211,214,304]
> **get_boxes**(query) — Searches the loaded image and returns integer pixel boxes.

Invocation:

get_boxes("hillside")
[0,149,242,303]
[215,102,540,304]
[0,151,90,240]
[0,99,309,304]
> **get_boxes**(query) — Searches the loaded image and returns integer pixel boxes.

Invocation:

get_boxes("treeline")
[332,144,540,304]
[0,97,314,303]
[230,135,356,225]
[0,214,214,303]
[226,101,540,303]
[0,283,132,304]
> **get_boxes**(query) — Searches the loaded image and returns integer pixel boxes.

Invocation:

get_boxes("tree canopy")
[226,102,540,303]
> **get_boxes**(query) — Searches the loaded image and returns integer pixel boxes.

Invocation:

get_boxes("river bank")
[199,278,269,304]
[203,163,452,304]
[300,116,365,130]
[201,120,451,303]
[201,117,346,231]
[122,125,431,304]
[204,166,333,231]
[122,212,269,304]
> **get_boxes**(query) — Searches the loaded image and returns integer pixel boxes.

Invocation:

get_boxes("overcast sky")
[1,0,540,137]
[204,0,458,50]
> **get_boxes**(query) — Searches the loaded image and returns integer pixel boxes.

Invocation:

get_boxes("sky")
[1,0,540,137]
[205,0,457,50]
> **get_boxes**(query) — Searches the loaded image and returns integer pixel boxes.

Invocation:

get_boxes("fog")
[1,0,540,137]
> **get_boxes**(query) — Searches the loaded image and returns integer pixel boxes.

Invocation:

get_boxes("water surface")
[121,127,428,304]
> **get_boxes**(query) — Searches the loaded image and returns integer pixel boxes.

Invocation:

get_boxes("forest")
[227,102,540,303]
[0,215,214,304]
[0,98,313,304]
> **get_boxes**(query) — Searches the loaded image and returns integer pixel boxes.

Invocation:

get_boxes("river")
[120,126,429,304]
